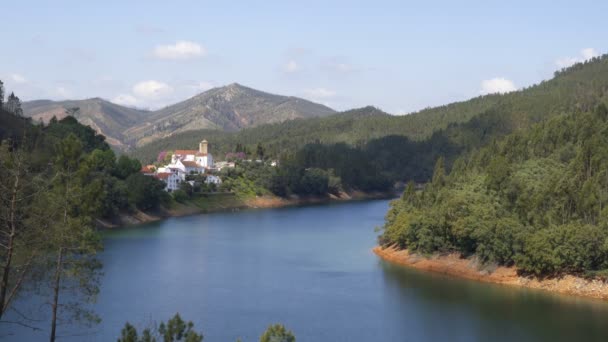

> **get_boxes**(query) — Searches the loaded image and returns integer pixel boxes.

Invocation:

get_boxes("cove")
[5,200,608,341]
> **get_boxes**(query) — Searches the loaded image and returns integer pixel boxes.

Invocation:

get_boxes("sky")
[0,0,606,114]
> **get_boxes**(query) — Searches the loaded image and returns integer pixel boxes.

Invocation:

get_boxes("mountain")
[131,55,608,167]
[22,83,336,148]
[124,83,335,146]
[22,98,150,147]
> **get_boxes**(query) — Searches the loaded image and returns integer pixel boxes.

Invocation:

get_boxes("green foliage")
[117,313,203,342]
[381,108,608,277]
[172,189,189,204]
[259,324,296,342]
[116,154,142,180]
[158,313,203,342]
[126,173,167,211]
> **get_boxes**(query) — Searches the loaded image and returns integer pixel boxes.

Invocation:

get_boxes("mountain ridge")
[22,83,336,148]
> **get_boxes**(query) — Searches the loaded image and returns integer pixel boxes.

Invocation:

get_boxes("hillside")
[22,83,336,149]
[131,55,608,170]
[380,103,608,278]
[22,98,150,147]
[124,83,335,146]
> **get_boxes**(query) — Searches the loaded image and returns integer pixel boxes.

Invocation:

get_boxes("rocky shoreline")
[373,245,608,301]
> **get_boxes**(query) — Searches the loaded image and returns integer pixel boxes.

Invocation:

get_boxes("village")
[140,139,231,192]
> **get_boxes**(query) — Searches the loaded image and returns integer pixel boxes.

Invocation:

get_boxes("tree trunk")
[0,169,19,319]
[49,247,63,342]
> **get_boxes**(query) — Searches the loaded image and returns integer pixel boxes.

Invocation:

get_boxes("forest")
[380,103,608,277]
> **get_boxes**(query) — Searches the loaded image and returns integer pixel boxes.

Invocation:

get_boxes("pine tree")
[431,156,445,187]
[5,92,23,116]
[0,80,4,108]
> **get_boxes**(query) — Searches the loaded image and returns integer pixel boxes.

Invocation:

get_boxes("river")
[4,200,608,341]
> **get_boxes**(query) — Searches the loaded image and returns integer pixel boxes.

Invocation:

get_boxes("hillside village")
[141,139,229,192]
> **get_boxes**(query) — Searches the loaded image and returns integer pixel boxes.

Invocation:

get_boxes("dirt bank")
[98,191,396,229]
[373,245,608,301]
[244,191,393,209]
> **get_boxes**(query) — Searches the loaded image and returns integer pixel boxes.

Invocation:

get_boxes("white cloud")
[10,73,27,84]
[133,80,173,98]
[304,87,337,99]
[581,48,599,60]
[480,78,517,95]
[283,60,300,73]
[111,94,138,106]
[556,48,599,69]
[55,86,71,98]
[153,41,206,60]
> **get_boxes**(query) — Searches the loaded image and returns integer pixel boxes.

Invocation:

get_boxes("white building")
[151,139,224,192]
[205,175,223,185]
[170,140,213,168]
[213,161,235,171]
[155,170,184,192]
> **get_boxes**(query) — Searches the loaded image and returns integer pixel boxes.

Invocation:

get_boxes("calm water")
[5,200,608,341]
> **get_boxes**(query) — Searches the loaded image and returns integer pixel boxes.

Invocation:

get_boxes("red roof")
[140,165,156,173]
[155,172,171,180]
[181,161,200,167]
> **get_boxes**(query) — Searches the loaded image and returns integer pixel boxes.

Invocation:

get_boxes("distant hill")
[130,106,391,162]
[22,98,150,147]
[124,83,336,146]
[131,55,608,165]
[22,83,336,148]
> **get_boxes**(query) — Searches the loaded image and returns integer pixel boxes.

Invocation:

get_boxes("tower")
[199,139,208,154]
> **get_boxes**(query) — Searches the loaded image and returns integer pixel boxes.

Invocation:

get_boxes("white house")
[213,161,235,171]
[155,170,184,192]
[205,175,222,185]
[181,160,206,174]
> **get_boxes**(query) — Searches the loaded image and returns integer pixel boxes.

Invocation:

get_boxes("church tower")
[199,139,208,154]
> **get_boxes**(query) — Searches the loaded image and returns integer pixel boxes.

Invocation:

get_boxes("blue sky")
[1,0,605,113]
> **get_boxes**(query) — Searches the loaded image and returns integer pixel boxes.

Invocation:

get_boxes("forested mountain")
[22,83,335,149]
[381,103,608,277]
[132,55,608,184]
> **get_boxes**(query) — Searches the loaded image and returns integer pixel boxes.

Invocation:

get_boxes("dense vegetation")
[0,86,169,339]
[132,55,608,188]
[380,104,608,277]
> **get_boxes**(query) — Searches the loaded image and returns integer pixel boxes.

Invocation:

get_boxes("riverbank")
[98,190,395,228]
[373,245,608,301]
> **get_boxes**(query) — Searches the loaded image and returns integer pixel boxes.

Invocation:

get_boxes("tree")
[256,143,266,160]
[5,92,23,116]
[126,173,167,210]
[259,324,295,342]
[115,155,142,180]
[117,313,203,342]
[0,143,45,323]
[431,156,445,188]
[0,80,4,108]
[43,134,103,342]
[594,103,608,121]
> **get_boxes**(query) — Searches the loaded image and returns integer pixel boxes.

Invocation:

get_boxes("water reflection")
[379,261,608,341]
